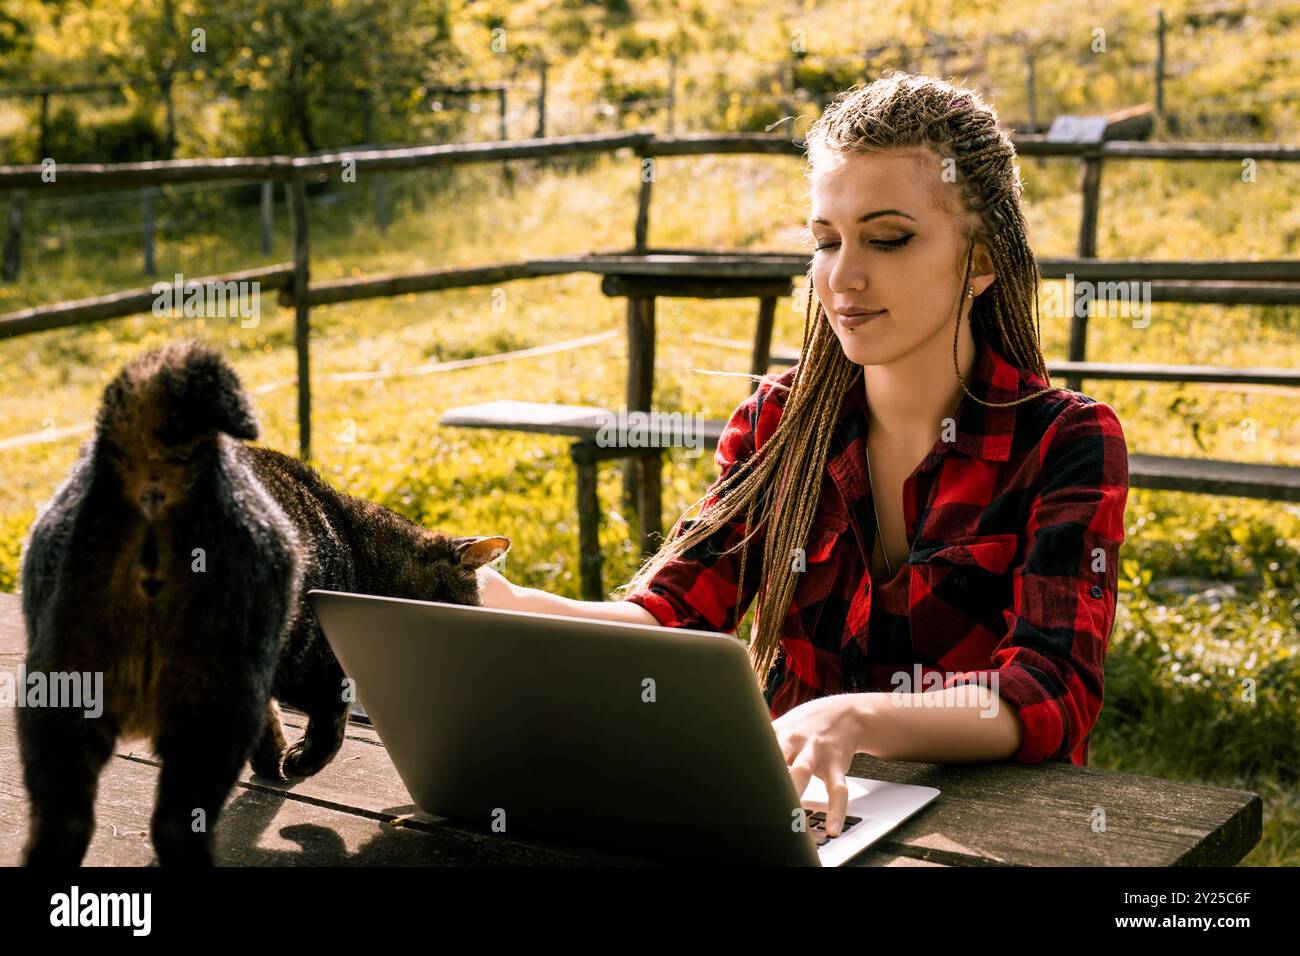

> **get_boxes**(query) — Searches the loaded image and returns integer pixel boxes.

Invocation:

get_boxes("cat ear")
[451,536,511,569]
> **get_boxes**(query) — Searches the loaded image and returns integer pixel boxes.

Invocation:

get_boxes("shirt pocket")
[912,533,1020,578]
[907,532,1020,666]
[785,511,849,641]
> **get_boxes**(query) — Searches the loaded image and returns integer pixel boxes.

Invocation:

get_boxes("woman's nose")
[826,247,866,295]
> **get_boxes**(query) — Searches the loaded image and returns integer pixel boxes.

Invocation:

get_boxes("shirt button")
[1089,585,1104,598]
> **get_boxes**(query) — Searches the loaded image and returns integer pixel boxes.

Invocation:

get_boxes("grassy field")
[1,144,1297,864]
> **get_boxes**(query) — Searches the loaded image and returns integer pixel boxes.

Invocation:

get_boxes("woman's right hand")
[473,565,660,626]
[475,564,517,608]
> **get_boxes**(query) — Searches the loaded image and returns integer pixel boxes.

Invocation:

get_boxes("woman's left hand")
[771,694,867,837]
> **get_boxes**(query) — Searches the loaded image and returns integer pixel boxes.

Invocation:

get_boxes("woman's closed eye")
[814,234,914,253]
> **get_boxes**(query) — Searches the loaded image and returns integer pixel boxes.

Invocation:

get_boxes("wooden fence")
[2,128,1298,459]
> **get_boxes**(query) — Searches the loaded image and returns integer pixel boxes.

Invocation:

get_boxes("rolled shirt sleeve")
[944,398,1130,763]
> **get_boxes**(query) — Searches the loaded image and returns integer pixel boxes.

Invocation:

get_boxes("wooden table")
[0,593,1262,866]
[529,249,803,554]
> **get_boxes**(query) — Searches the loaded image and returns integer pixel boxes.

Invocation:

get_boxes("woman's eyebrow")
[808,208,916,225]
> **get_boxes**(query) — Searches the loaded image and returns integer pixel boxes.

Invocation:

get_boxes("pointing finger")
[824,771,849,837]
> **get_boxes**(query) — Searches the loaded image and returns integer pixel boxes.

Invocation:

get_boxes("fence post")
[3,190,23,282]
[497,86,515,191]
[38,93,50,160]
[1025,47,1038,129]
[141,186,158,276]
[1069,153,1104,391]
[634,156,653,252]
[288,172,312,461]
[667,55,677,134]
[535,58,548,138]
[164,74,177,158]
[375,173,388,235]
[162,0,178,157]
[1155,10,1166,122]
[783,55,797,120]
[260,180,274,254]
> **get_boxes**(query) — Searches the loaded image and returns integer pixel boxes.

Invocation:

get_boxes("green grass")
[1,147,1297,865]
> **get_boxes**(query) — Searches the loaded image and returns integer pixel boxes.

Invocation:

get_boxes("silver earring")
[967,284,975,298]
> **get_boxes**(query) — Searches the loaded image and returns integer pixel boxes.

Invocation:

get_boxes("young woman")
[476,72,1130,836]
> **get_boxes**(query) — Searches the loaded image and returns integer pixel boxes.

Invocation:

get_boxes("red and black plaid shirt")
[625,334,1130,766]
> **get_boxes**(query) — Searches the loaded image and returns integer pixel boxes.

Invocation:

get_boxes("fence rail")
[2,128,1298,458]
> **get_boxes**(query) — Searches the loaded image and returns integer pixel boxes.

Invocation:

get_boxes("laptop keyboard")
[801,809,863,846]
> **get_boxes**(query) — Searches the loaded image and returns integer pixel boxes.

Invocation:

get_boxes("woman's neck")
[864,323,978,439]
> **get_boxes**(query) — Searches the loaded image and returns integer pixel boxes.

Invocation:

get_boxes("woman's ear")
[971,238,997,297]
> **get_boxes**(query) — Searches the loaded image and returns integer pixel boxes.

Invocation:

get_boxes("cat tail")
[99,338,259,446]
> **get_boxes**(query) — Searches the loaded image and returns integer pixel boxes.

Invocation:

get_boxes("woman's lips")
[837,309,887,329]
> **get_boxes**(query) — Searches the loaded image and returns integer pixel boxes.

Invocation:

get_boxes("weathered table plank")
[0,593,1261,866]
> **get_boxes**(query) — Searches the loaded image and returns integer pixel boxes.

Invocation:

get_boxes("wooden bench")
[441,399,1300,602]
[440,400,728,600]
[0,592,1263,866]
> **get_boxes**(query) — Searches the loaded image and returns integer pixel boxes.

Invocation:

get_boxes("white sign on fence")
[1046,115,1109,144]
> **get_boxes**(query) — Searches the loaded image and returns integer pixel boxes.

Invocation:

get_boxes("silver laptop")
[307,589,939,866]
